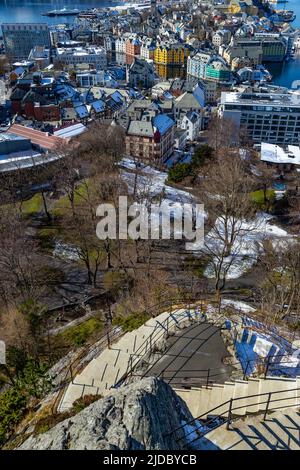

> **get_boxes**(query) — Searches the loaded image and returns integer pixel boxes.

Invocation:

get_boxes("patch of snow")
[274,190,286,200]
[253,336,274,357]
[221,299,256,313]
[201,213,293,279]
[120,159,293,280]
[53,241,81,261]
[181,419,208,446]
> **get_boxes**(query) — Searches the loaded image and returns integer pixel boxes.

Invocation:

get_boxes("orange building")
[125,38,141,65]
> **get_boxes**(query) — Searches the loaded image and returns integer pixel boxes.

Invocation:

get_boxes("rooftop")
[153,114,174,135]
[261,142,300,166]
[9,124,64,150]
[221,91,300,107]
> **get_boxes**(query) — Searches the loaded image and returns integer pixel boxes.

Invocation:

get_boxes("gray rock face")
[19,377,193,450]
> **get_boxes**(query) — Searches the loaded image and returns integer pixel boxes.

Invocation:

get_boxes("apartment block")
[220,89,300,145]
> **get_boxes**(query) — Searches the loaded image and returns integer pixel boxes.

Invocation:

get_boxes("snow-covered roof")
[54,123,87,139]
[261,142,300,166]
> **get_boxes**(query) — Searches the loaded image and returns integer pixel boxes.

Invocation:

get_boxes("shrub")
[192,144,213,167]
[33,411,72,436]
[0,360,53,447]
[72,394,103,414]
[58,318,103,347]
[168,163,193,183]
[15,360,53,399]
[113,311,150,333]
[0,387,27,445]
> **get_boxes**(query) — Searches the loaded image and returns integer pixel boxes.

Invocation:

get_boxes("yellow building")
[154,44,191,79]
[229,0,258,16]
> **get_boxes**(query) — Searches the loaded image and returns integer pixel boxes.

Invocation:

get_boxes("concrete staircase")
[58,308,199,412]
[197,408,300,450]
[175,376,300,419]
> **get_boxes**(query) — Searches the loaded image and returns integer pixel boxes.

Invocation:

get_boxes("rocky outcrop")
[19,377,194,450]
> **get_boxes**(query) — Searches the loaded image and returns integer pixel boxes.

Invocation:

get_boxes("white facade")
[76,71,104,87]
[55,46,107,69]
[181,111,202,141]
[115,37,126,53]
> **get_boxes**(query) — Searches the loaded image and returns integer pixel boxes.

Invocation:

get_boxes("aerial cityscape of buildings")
[1,0,300,455]
[1,0,300,170]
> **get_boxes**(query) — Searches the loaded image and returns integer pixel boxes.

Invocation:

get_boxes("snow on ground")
[53,241,81,261]
[120,158,193,202]
[201,213,293,280]
[120,158,197,239]
[120,158,293,279]
[221,299,256,313]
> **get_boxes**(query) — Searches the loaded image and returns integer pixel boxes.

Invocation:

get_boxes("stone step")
[266,412,300,450]
[258,377,298,411]
[232,380,249,416]
[202,422,255,450]
[206,384,225,417]
[174,388,199,414]
[230,421,275,450]
[201,384,223,415]
[220,382,235,413]
[246,378,260,413]
[196,387,213,418]
[58,382,99,412]
[248,418,295,450]
[200,408,300,450]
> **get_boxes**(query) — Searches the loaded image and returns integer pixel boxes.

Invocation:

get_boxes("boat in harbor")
[269,10,296,23]
[42,8,80,17]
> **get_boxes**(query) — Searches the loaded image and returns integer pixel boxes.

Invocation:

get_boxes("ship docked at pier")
[42,8,80,17]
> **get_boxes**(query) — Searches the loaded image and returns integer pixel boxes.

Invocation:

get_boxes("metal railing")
[50,298,202,413]
[51,325,123,414]
[114,302,206,388]
[123,353,300,388]
[115,302,300,389]
[168,385,300,446]
[51,298,300,413]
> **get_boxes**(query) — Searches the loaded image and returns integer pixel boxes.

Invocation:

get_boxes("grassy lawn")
[20,194,43,217]
[251,189,275,210]
[56,317,104,347]
[52,180,91,217]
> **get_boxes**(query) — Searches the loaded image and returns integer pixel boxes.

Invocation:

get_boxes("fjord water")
[0,0,118,25]
[265,0,300,88]
[0,0,300,87]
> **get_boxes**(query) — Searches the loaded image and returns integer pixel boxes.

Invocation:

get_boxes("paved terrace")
[142,322,232,388]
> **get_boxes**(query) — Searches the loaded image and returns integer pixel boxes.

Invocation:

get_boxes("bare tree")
[258,239,300,322]
[205,115,239,153]
[0,208,46,306]
[197,151,256,306]
[255,161,276,206]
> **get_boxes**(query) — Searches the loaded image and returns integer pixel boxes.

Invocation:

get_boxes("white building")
[76,70,104,87]
[140,40,156,60]
[55,46,107,70]
[261,142,300,170]
[220,89,300,145]
[212,30,231,48]
[181,111,202,141]
[115,37,127,53]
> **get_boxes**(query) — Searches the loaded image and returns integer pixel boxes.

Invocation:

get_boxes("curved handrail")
[168,385,300,445]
